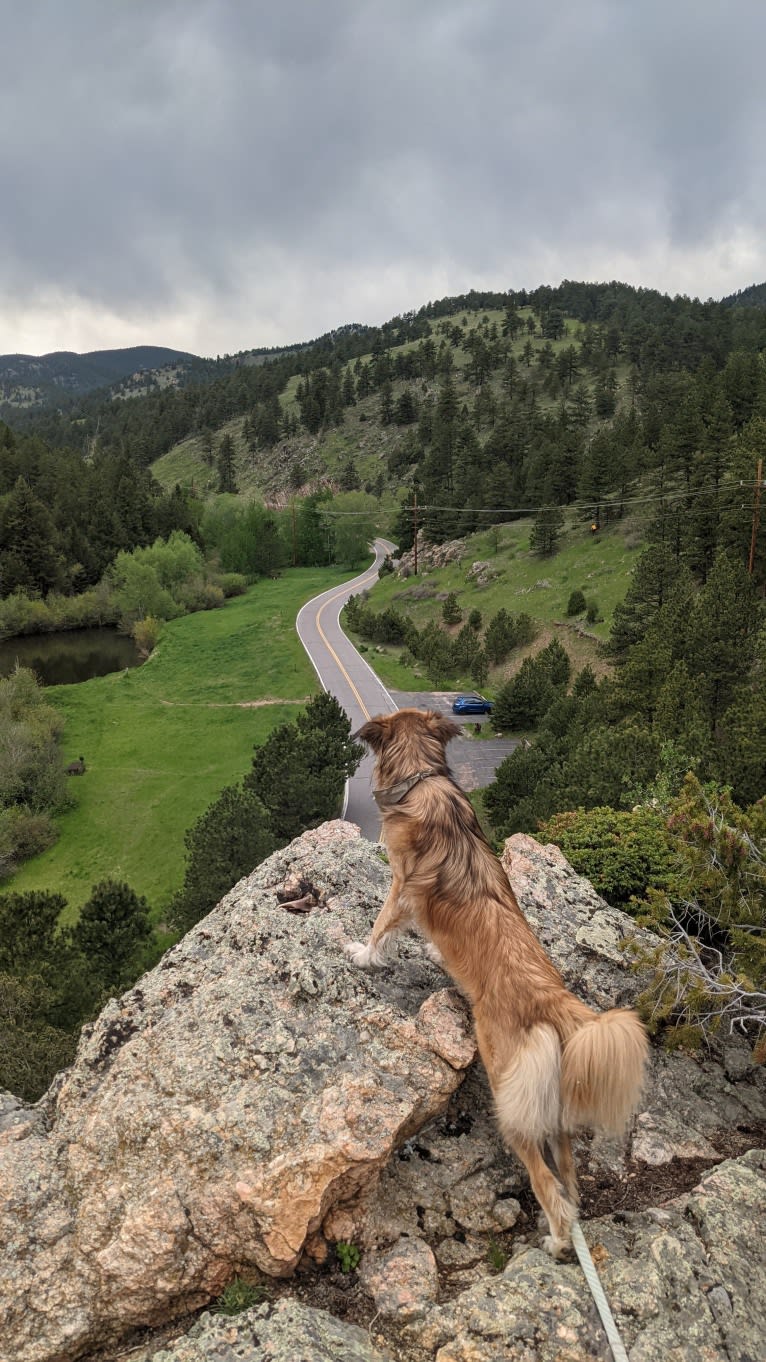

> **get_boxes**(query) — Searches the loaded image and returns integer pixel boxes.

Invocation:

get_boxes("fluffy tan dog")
[345,709,648,1258]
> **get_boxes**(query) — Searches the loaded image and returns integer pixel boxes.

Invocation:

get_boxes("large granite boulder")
[0,823,474,1362]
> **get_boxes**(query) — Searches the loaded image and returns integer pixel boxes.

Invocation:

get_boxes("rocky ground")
[1,825,764,1362]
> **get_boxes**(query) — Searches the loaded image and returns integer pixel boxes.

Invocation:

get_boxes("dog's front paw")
[424,940,445,968]
[344,940,378,969]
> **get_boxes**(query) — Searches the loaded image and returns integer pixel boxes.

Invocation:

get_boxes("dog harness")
[373,769,440,810]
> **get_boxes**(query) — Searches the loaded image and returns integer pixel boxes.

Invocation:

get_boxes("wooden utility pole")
[748,457,763,577]
[291,500,297,567]
[412,491,418,575]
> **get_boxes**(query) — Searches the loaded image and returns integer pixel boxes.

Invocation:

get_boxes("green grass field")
[8,568,349,919]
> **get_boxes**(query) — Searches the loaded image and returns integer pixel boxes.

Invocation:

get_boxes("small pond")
[0,628,142,687]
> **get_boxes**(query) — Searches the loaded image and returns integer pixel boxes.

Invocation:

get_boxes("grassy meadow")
[8,568,348,919]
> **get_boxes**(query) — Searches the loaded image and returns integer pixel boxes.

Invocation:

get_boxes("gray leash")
[571,1220,630,1362]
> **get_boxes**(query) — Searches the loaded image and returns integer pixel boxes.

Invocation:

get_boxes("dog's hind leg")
[344,877,410,968]
[550,1131,579,1208]
[491,1023,576,1259]
[509,1136,576,1260]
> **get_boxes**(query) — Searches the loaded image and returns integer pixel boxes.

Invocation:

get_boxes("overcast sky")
[2,0,765,358]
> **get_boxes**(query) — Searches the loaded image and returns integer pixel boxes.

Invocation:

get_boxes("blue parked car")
[452,693,493,715]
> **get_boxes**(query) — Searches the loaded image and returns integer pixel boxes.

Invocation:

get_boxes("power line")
[420,478,756,516]
[316,476,756,518]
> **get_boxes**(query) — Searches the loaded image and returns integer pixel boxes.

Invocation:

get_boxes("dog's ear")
[426,712,461,746]
[355,716,389,751]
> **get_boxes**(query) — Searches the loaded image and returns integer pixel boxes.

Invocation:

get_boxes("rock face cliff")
[1,824,764,1362]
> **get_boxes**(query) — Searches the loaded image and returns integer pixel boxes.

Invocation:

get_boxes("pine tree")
[246,694,362,842]
[217,434,238,493]
[606,545,685,662]
[530,504,564,556]
[170,788,276,933]
[71,880,152,988]
[393,388,417,425]
[341,368,356,407]
[0,478,67,594]
[379,380,394,425]
[719,676,766,806]
[685,551,760,730]
[0,890,67,975]
[484,609,516,664]
[442,592,462,625]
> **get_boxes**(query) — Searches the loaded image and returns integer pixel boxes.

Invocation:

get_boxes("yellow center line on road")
[314,568,382,722]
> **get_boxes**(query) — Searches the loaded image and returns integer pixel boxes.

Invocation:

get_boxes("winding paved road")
[296,539,397,840]
[295,540,518,841]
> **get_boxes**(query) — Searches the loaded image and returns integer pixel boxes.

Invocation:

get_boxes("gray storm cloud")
[1,0,765,353]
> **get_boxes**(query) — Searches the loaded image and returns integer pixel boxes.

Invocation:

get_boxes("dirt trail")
[157,697,306,708]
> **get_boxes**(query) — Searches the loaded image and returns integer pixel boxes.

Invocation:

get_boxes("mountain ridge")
[0,343,199,407]
[720,280,766,310]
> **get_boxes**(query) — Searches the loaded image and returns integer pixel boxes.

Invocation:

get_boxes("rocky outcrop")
[140,1151,766,1362]
[0,823,474,1362]
[395,534,465,577]
[464,559,503,587]
[2,826,765,1362]
[411,1150,766,1362]
[144,1299,394,1362]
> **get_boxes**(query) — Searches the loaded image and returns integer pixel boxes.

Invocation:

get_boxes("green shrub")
[132,616,161,657]
[0,669,67,816]
[586,600,599,624]
[538,806,676,908]
[0,585,118,640]
[633,776,766,1056]
[173,578,225,613]
[213,1277,267,1315]
[217,572,248,597]
[566,589,586,617]
[0,806,58,877]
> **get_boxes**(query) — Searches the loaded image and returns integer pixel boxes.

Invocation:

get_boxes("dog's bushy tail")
[561,1006,648,1135]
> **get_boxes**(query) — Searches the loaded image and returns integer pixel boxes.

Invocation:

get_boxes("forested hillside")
[4,280,766,600]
